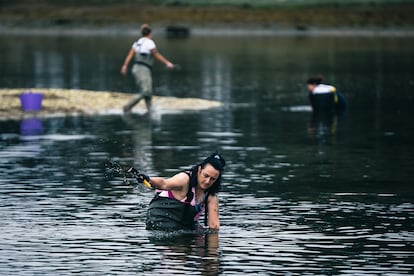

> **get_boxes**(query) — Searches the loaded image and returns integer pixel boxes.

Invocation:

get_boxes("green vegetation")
[161,0,414,8]
[2,0,414,7]
[1,0,413,28]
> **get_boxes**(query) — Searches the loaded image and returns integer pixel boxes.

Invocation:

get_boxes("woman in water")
[306,76,346,114]
[135,153,225,231]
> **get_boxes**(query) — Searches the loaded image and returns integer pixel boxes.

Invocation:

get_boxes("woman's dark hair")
[201,152,226,172]
[141,24,152,36]
[307,76,324,85]
[188,152,225,196]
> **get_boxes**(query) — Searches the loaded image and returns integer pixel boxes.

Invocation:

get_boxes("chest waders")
[146,169,210,231]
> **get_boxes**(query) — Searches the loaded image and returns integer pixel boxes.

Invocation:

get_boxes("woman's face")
[307,83,316,92]
[197,164,220,190]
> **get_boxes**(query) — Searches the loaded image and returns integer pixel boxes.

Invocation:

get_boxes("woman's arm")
[149,172,189,192]
[121,48,135,75]
[207,195,220,230]
[151,48,174,68]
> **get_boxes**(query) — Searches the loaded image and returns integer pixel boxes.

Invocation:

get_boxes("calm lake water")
[1,32,414,275]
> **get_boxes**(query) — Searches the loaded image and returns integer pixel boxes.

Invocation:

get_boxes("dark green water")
[0,33,413,275]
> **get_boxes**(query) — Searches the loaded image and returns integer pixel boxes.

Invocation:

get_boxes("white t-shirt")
[132,37,156,54]
[313,84,336,94]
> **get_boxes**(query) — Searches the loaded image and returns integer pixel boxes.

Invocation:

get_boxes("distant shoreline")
[1,2,413,38]
[1,25,414,37]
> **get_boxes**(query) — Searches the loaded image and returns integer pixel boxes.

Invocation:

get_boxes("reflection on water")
[1,112,413,274]
[307,112,338,145]
[1,34,414,274]
[20,117,43,136]
[148,233,220,275]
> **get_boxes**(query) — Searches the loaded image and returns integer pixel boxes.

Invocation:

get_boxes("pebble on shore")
[0,88,222,121]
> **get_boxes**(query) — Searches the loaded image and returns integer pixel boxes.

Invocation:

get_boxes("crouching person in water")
[307,76,347,115]
[136,153,225,231]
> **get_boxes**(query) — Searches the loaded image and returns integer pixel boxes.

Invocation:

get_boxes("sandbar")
[0,88,222,121]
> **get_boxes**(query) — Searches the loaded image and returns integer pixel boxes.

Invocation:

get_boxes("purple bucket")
[20,92,43,112]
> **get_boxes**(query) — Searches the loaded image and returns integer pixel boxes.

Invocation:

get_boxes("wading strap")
[183,167,209,226]
[135,61,152,70]
[204,193,210,227]
[184,169,195,203]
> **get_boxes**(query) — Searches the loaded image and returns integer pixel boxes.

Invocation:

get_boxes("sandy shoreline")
[0,88,222,121]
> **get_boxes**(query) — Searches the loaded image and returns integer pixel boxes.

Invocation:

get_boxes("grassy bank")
[160,0,414,8]
[2,0,413,7]
[1,0,414,30]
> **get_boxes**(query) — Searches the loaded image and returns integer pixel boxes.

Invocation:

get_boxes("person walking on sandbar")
[121,24,175,113]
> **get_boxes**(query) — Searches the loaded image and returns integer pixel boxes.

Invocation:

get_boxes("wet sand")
[0,88,222,121]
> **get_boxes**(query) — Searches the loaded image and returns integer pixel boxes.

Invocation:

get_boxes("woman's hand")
[121,64,128,75]
[166,62,174,69]
[136,173,150,184]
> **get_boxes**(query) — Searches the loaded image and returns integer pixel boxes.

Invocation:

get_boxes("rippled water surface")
[1,34,414,275]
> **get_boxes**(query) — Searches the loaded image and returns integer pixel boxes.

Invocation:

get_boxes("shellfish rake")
[106,161,151,188]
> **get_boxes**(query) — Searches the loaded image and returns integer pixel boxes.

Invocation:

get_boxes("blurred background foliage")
[2,0,414,7]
